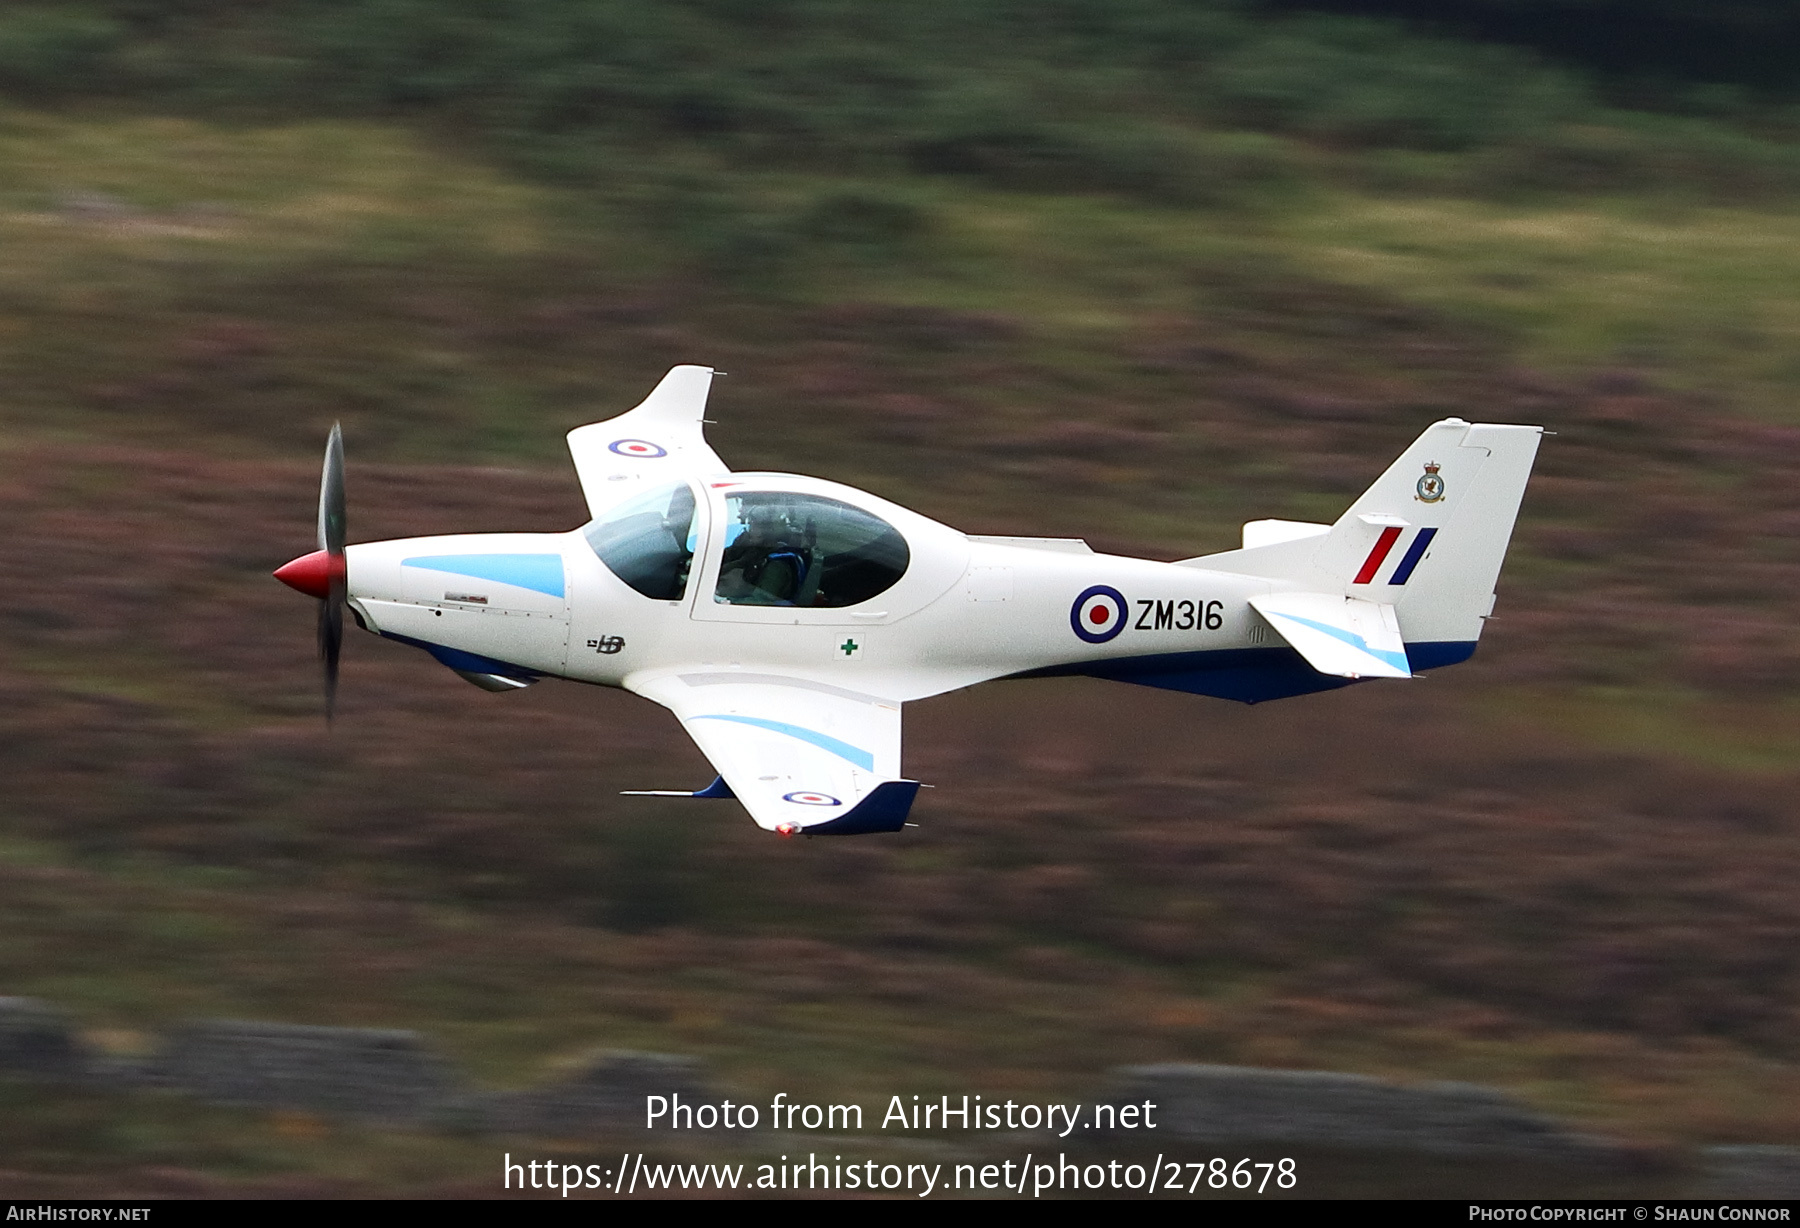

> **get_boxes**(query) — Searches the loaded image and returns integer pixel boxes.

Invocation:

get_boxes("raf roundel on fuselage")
[1070,585,1127,644]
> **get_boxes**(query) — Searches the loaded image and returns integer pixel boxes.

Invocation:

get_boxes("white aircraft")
[275,366,1542,836]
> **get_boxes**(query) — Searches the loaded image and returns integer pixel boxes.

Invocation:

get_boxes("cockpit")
[713,491,909,608]
[583,481,911,609]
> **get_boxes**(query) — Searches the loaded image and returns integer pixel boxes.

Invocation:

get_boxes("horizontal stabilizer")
[1249,592,1412,680]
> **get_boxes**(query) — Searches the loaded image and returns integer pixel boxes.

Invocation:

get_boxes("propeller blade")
[317,423,346,720]
[318,587,342,721]
[273,425,351,720]
[318,422,345,557]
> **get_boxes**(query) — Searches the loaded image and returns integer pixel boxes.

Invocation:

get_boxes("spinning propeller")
[273,425,348,719]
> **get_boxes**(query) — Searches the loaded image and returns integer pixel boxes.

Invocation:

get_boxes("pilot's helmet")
[744,503,792,540]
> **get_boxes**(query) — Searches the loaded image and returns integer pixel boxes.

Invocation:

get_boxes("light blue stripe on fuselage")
[1266,611,1412,673]
[689,714,875,771]
[402,553,565,598]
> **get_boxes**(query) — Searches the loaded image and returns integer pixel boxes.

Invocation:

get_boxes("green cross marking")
[840,639,859,657]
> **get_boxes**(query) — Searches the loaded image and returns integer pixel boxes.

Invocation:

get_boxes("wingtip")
[795,780,922,836]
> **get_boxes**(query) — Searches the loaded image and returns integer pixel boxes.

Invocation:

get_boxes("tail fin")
[1186,418,1543,661]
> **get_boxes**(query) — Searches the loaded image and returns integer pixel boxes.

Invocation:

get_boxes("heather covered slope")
[7,288,1800,1163]
[5,425,1800,1186]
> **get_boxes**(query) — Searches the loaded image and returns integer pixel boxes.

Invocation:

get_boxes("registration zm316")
[1133,598,1224,632]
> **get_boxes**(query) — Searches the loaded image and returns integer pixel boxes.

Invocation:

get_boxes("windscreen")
[583,482,698,600]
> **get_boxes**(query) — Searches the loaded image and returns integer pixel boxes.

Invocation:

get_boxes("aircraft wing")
[566,366,730,520]
[625,671,921,834]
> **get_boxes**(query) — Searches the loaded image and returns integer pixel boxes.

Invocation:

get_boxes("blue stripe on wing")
[689,714,875,771]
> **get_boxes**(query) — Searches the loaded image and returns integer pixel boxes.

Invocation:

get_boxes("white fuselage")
[342,472,1279,704]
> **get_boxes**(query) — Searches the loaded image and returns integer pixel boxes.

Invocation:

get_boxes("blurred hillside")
[1,0,1799,1194]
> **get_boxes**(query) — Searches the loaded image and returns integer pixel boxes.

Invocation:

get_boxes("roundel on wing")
[608,438,668,458]
[782,791,843,807]
[1070,585,1127,644]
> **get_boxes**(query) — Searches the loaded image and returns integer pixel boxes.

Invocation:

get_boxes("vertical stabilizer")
[1184,419,1542,659]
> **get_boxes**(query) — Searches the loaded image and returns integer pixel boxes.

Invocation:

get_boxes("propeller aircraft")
[275,366,1543,836]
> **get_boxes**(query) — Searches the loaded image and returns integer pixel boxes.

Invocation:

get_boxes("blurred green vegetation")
[0,0,1798,206]
[1,0,1797,476]
[3,109,1800,478]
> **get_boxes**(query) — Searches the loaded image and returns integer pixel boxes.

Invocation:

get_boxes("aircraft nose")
[273,549,343,599]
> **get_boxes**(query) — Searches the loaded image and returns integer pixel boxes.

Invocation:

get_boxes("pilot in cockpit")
[715,504,813,605]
